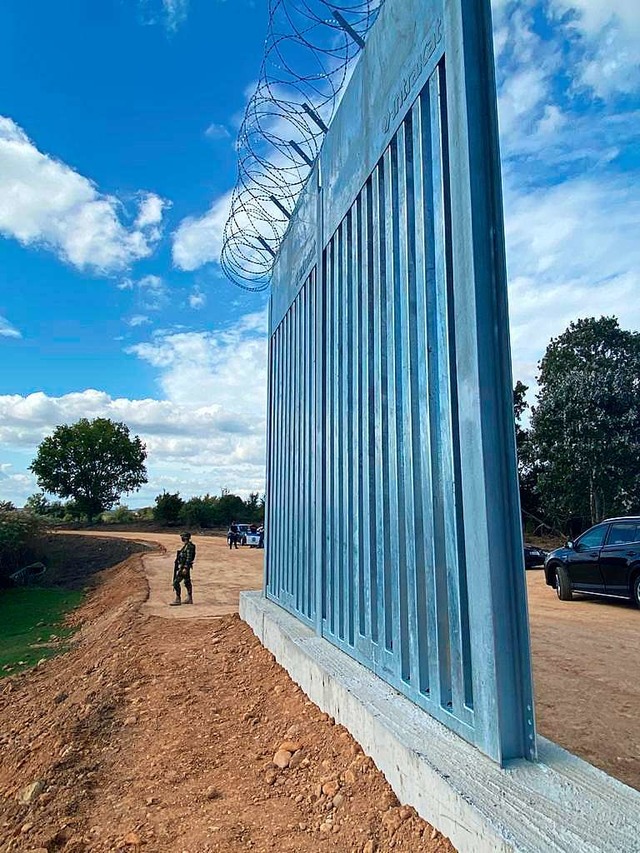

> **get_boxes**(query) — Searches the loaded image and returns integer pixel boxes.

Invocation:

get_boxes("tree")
[216,493,247,526]
[529,317,640,529]
[24,492,67,519]
[179,494,219,528]
[30,418,147,523]
[153,491,184,526]
[513,381,542,529]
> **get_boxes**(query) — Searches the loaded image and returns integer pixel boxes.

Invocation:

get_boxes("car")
[544,516,640,606]
[245,527,264,548]
[235,523,251,545]
[524,544,547,569]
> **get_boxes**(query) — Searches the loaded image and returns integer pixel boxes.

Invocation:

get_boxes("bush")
[0,505,45,581]
[24,493,67,519]
[179,495,218,528]
[153,491,184,525]
[102,504,136,524]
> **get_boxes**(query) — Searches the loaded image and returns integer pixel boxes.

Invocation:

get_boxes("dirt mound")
[0,555,454,853]
[30,534,153,589]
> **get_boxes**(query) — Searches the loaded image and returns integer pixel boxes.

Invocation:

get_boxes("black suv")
[544,517,640,606]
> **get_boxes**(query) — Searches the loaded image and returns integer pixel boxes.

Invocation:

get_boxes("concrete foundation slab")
[240,590,640,853]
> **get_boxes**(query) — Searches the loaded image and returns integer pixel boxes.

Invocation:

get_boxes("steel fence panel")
[265,0,535,764]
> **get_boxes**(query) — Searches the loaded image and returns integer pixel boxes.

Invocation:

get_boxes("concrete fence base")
[240,590,640,853]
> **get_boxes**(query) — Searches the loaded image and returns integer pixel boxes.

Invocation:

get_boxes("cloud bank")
[0,311,268,506]
[0,116,167,273]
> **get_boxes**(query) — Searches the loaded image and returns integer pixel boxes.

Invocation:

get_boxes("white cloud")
[205,123,231,141]
[188,287,206,309]
[135,193,168,240]
[172,191,231,271]
[0,311,269,506]
[127,309,268,409]
[0,316,21,339]
[504,175,640,399]
[163,0,189,31]
[119,273,168,310]
[550,0,640,97]
[126,315,151,328]
[0,116,167,273]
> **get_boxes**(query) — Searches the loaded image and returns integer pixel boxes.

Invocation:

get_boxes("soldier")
[170,531,196,606]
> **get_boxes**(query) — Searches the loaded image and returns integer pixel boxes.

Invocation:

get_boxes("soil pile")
[0,555,454,853]
[31,534,152,589]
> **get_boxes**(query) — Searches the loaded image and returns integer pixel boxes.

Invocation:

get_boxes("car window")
[606,522,640,546]
[576,525,607,549]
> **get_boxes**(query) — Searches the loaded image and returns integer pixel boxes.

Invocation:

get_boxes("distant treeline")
[21,490,265,529]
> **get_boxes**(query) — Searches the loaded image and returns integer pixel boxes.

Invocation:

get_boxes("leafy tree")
[30,418,147,524]
[216,493,247,526]
[24,493,67,519]
[103,504,136,524]
[244,492,265,524]
[530,317,640,529]
[513,382,543,529]
[179,494,219,528]
[153,491,184,526]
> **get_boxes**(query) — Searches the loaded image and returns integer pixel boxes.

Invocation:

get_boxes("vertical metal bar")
[327,235,339,636]
[396,115,418,687]
[286,305,295,598]
[274,324,284,597]
[346,208,357,647]
[427,66,466,711]
[265,326,275,597]
[315,167,326,633]
[394,120,417,683]
[306,271,315,619]
[411,93,434,698]
[365,176,379,644]
[324,239,333,634]
[384,141,401,669]
[438,63,474,712]
[336,222,345,641]
[355,192,368,641]
[372,161,388,661]
[295,289,304,614]
[317,244,328,631]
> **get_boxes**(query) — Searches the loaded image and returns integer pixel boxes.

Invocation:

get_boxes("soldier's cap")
[180,531,191,539]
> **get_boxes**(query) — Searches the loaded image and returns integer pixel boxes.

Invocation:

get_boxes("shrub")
[0,505,45,581]
[103,504,136,524]
[153,491,184,526]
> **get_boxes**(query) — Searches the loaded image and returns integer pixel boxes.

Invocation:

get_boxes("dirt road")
[526,568,640,790]
[65,530,265,619]
[54,531,640,790]
[1,533,638,852]
[0,538,453,853]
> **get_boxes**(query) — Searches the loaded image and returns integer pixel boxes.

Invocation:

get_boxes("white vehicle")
[245,526,264,548]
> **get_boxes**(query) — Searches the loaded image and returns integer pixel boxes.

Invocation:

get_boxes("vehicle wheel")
[633,575,640,608]
[555,565,573,601]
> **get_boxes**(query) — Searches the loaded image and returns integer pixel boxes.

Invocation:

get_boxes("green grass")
[0,587,84,676]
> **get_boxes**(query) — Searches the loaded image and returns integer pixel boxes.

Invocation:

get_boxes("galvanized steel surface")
[266,0,536,764]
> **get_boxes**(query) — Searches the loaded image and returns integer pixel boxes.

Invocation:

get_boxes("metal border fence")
[265,0,536,765]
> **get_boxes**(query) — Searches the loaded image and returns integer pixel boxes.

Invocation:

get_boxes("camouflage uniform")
[172,537,196,603]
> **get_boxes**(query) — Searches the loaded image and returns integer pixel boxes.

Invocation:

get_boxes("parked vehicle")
[245,525,265,548]
[524,544,547,569]
[544,517,640,606]
[235,523,250,545]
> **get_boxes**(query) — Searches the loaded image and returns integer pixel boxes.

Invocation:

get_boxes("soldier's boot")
[169,595,181,606]
[184,593,193,605]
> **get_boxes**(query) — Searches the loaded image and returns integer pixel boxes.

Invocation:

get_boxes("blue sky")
[1,0,639,507]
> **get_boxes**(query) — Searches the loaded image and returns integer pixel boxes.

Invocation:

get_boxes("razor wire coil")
[221,0,385,291]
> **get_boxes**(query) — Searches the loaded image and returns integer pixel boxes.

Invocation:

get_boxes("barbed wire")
[221,0,385,291]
